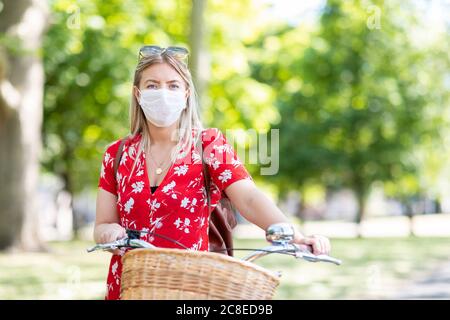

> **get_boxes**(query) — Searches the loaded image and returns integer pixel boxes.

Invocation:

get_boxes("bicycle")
[87,223,342,299]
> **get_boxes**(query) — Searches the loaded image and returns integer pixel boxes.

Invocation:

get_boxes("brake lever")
[86,238,128,253]
[294,246,342,265]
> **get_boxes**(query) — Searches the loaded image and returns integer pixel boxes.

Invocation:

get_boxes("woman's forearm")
[239,187,286,228]
[237,186,306,240]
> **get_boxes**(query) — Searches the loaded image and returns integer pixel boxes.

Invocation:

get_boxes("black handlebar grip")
[127,229,141,240]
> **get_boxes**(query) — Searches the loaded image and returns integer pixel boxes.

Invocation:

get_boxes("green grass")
[233,237,450,299]
[1,237,449,299]
[0,241,111,300]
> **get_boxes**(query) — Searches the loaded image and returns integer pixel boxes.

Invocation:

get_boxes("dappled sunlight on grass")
[234,237,450,299]
[0,241,110,300]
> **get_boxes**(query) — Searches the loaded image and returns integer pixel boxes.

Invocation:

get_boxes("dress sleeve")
[98,140,122,195]
[202,128,253,193]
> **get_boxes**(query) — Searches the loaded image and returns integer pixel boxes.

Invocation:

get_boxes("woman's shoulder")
[191,127,221,145]
[199,127,223,141]
[103,133,141,156]
[103,139,122,155]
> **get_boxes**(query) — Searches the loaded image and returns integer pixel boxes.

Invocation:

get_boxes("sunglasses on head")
[138,45,189,63]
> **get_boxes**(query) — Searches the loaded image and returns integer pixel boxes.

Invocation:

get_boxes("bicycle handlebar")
[87,237,341,265]
[239,242,341,265]
[87,223,341,265]
[86,238,155,253]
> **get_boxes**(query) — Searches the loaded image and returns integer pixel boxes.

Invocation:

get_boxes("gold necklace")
[147,151,172,175]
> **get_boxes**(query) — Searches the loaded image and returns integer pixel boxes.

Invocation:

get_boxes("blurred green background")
[0,0,449,299]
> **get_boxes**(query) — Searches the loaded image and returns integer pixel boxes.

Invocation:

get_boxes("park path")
[390,259,450,299]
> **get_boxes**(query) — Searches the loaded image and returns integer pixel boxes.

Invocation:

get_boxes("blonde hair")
[128,52,204,176]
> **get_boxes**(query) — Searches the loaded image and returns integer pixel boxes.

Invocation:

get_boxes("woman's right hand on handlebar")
[94,223,127,255]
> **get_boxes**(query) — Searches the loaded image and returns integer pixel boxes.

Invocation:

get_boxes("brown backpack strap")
[113,137,128,179]
[196,130,211,210]
[198,129,235,256]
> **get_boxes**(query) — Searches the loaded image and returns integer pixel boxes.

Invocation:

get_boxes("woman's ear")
[133,86,141,103]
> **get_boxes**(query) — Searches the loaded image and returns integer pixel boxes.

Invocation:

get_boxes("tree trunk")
[0,104,24,249]
[354,190,367,238]
[61,165,78,239]
[0,0,49,251]
[296,187,306,227]
[404,201,415,237]
[189,0,209,111]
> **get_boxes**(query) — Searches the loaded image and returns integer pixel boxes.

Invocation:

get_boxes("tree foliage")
[40,0,450,227]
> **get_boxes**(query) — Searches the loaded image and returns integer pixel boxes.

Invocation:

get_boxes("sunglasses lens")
[138,46,189,62]
[168,46,189,54]
[139,46,162,57]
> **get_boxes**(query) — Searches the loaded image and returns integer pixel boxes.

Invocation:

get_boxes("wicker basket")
[120,248,280,300]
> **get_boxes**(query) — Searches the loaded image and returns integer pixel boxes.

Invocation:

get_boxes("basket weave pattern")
[121,248,280,300]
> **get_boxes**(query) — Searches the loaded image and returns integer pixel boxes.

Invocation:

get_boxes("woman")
[95,45,331,300]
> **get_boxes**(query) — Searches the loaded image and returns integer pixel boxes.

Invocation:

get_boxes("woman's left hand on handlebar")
[294,233,331,256]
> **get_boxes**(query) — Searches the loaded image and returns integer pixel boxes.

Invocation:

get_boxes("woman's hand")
[293,232,331,256]
[94,223,127,255]
[96,223,126,243]
[95,189,127,255]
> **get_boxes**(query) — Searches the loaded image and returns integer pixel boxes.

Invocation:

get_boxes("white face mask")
[137,88,187,127]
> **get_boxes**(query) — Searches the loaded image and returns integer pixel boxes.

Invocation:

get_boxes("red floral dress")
[97,127,253,300]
